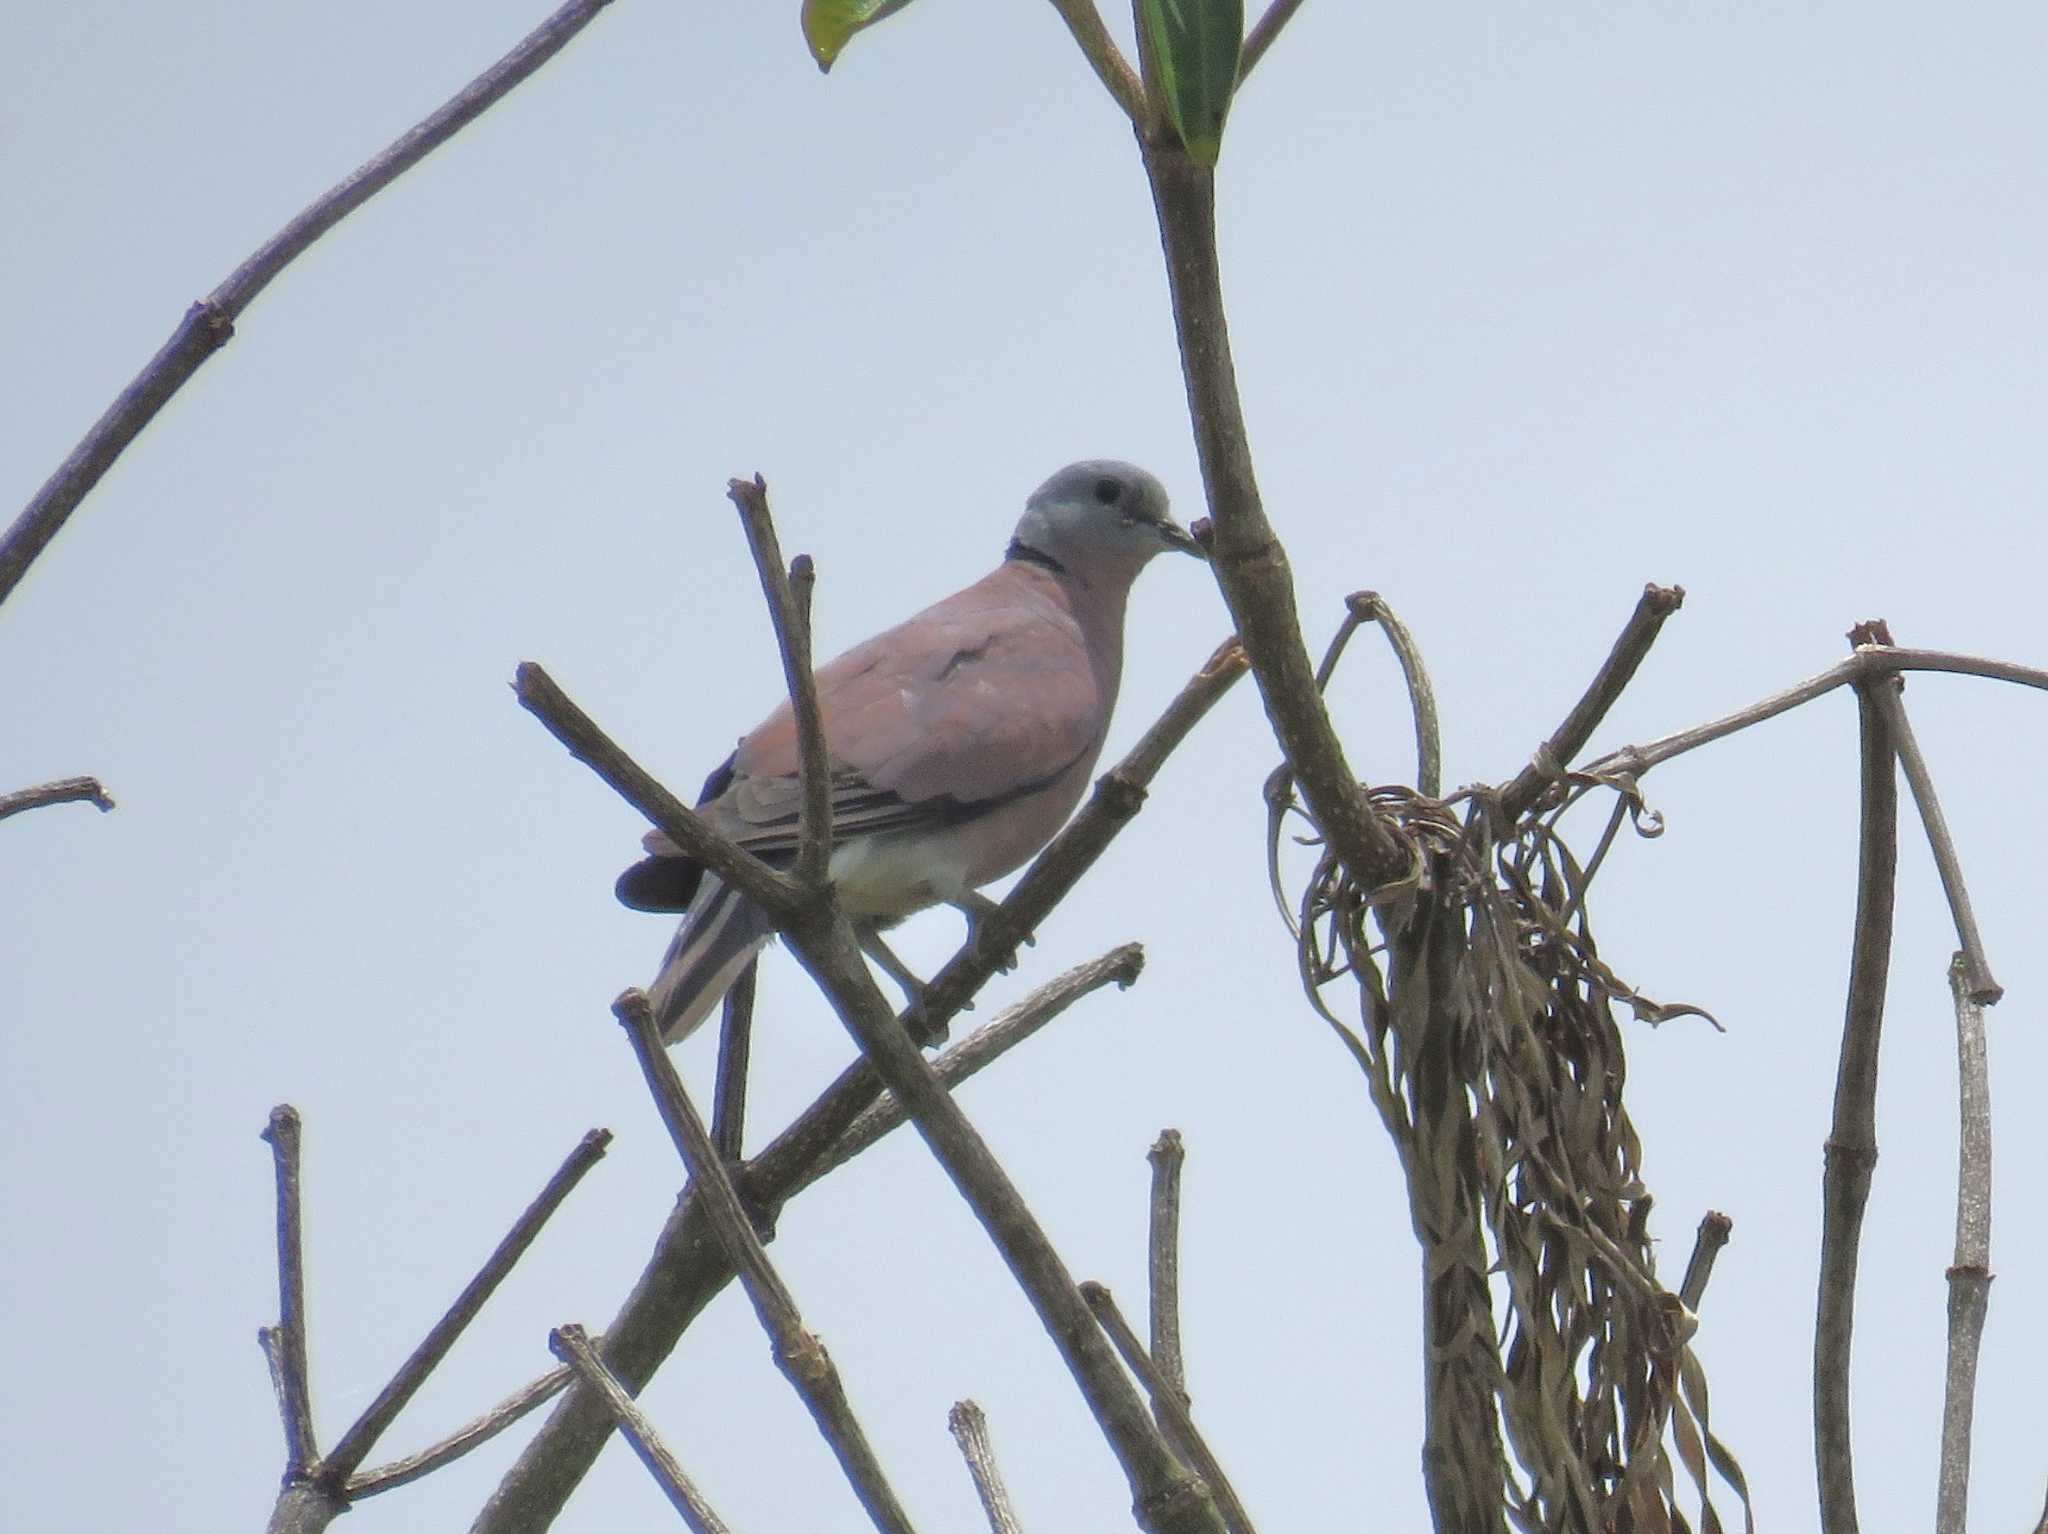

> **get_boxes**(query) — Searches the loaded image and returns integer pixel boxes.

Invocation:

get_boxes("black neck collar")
[1005,539,1068,577]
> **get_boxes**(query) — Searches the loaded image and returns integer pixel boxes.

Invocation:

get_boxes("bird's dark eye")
[1092,476,1123,506]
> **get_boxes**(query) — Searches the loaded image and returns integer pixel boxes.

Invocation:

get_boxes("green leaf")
[800,0,917,73]
[1140,0,1245,164]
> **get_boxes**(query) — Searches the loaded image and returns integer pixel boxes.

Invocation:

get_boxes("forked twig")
[0,0,617,608]
[727,476,833,887]
[320,1130,613,1483]
[257,1120,613,1533]
[949,1401,1027,1534]
[615,992,918,1534]
[1934,954,1994,1534]
[550,1325,734,1534]
[348,1366,572,1497]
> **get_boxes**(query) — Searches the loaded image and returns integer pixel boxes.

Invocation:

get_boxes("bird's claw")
[956,896,1035,974]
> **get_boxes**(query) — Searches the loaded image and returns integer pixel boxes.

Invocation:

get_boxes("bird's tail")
[646,875,776,1042]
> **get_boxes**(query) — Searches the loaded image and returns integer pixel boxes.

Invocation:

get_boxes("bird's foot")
[855,922,958,1046]
[952,893,1035,974]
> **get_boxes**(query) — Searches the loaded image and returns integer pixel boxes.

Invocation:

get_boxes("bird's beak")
[1157,517,1207,560]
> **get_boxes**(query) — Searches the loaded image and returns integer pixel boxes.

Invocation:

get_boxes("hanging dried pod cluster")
[1272,758,1752,1533]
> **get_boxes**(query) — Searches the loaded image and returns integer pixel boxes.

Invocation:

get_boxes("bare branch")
[713,962,759,1163]
[805,944,1147,1186]
[514,661,806,917]
[727,476,833,887]
[1141,146,1409,894]
[1044,0,1151,128]
[1584,645,2048,781]
[321,1129,612,1482]
[1678,1211,1733,1313]
[1815,640,1900,1534]
[0,775,114,822]
[261,1105,319,1479]
[1935,954,1994,1534]
[1082,1283,1257,1534]
[1146,1130,1188,1400]
[477,642,1241,1532]
[549,1326,734,1534]
[1497,583,1684,821]
[348,1367,572,1498]
[1864,679,2002,1003]
[0,0,616,608]
[615,991,919,1534]
[1239,0,1308,82]
[776,915,1217,1533]
[949,1401,1027,1534]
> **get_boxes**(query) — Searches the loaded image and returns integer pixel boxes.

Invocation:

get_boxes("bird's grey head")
[1007,461,1203,581]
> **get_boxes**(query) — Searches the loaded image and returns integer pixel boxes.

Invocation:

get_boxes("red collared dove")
[619,460,1203,1041]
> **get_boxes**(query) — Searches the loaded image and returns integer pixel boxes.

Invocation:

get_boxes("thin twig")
[1044,0,1151,128]
[1351,592,1442,797]
[1497,583,1684,821]
[1147,1130,1188,1400]
[806,945,1147,1187]
[321,1130,612,1483]
[1815,632,1900,1534]
[713,962,758,1163]
[1864,680,2002,1003]
[0,0,616,608]
[615,991,919,1534]
[727,476,833,888]
[0,775,115,822]
[514,661,806,917]
[1935,954,1994,1534]
[1082,1283,1257,1534]
[1678,1212,1733,1313]
[549,1326,733,1534]
[348,1366,572,1497]
[949,1401,1027,1534]
[1239,0,1309,81]
[262,1105,319,1478]
[1582,646,2048,782]
[476,643,1241,1532]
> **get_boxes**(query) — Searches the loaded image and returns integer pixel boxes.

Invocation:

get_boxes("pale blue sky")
[5,4,2047,1530]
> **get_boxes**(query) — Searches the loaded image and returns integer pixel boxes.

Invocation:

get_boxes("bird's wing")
[616,565,1106,911]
